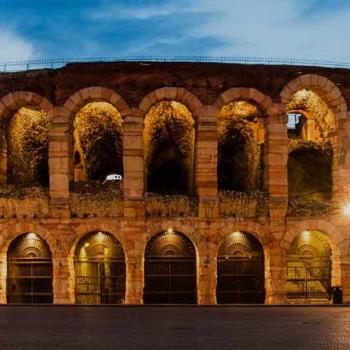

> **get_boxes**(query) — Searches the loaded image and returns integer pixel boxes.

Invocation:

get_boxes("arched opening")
[7,107,49,187]
[288,146,332,201]
[286,230,332,300]
[74,231,126,304]
[73,102,123,182]
[7,233,53,303]
[144,101,195,195]
[144,230,197,304]
[217,232,265,303]
[286,89,334,209]
[218,101,265,192]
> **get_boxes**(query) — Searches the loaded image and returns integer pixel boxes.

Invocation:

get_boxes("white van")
[104,174,123,182]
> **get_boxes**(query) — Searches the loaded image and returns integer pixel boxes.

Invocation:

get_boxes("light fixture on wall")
[343,204,350,217]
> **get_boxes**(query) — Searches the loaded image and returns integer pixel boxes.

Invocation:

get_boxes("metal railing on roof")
[0,56,350,72]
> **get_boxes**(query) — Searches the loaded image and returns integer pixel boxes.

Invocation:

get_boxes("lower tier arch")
[143,230,197,304]
[216,232,265,304]
[7,233,53,304]
[74,231,126,304]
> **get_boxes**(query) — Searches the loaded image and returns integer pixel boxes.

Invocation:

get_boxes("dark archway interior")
[218,123,254,191]
[288,145,332,201]
[7,107,49,187]
[73,102,123,181]
[144,101,194,195]
[218,101,265,192]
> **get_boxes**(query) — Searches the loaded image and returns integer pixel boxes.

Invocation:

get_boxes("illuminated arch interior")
[7,107,49,187]
[8,233,51,259]
[218,231,263,258]
[286,89,335,141]
[146,230,195,257]
[75,231,124,260]
[286,89,334,201]
[288,230,331,257]
[143,101,195,195]
[73,102,123,181]
[218,100,265,192]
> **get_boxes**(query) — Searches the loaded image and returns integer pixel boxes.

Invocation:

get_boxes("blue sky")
[0,0,350,61]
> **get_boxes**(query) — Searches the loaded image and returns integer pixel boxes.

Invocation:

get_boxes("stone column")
[264,110,288,222]
[195,106,218,220]
[0,128,7,184]
[340,258,350,303]
[265,240,286,304]
[332,118,350,203]
[49,107,71,218]
[53,255,75,304]
[124,224,145,304]
[0,252,7,303]
[197,223,217,304]
[122,108,145,218]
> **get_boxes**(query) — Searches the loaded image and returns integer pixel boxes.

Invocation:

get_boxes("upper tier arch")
[280,74,347,119]
[0,91,54,120]
[213,87,275,115]
[139,87,203,116]
[62,87,129,123]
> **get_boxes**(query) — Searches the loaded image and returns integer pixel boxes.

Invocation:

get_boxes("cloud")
[0,29,34,61]
[88,1,204,20]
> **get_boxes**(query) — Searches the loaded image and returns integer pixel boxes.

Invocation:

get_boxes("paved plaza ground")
[0,305,349,349]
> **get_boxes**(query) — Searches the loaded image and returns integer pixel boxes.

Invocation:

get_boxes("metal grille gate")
[144,231,197,304]
[7,258,53,303]
[286,256,331,299]
[144,256,196,304]
[75,258,125,304]
[7,233,53,304]
[74,232,126,304]
[217,256,265,303]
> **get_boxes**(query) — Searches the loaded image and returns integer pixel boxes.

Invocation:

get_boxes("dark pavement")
[0,305,349,349]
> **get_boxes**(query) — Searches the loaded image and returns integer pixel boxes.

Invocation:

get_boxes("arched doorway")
[143,101,195,195]
[144,230,197,304]
[217,232,265,303]
[7,233,53,303]
[74,232,126,304]
[286,230,332,300]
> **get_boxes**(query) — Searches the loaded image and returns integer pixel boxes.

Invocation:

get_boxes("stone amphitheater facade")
[0,61,349,305]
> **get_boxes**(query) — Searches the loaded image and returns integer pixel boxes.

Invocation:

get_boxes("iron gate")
[75,258,125,304]
[217,256,265,303]
[286,256,331,299]
[7,258,53,304]
[144,256,196,304]
[144,231,197,304]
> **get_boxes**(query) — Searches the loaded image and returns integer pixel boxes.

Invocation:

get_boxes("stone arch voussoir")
[213,87,275,116]
[139,87,203,117]
[0,91,54,121]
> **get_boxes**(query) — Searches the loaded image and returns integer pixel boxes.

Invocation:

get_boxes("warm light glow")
[27,232,37,240]
[302,230,311,239]
[232,231,242,239]
[343,204,350,217]
[167,228,174,234]
[84,242,90,248]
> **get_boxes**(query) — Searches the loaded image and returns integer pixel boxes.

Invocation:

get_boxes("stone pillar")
[49,107,71,218]
[0,128,7,184]
[340,258,350,303]
[264,111,288,222]
[122,108,145,218]
[124,225,145,304]
[265,240,286,304]
[197,223,217,304]
[332,118,350,203]
[53,256,75,304]
[195,106,218,220]
[0,252,7,303]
